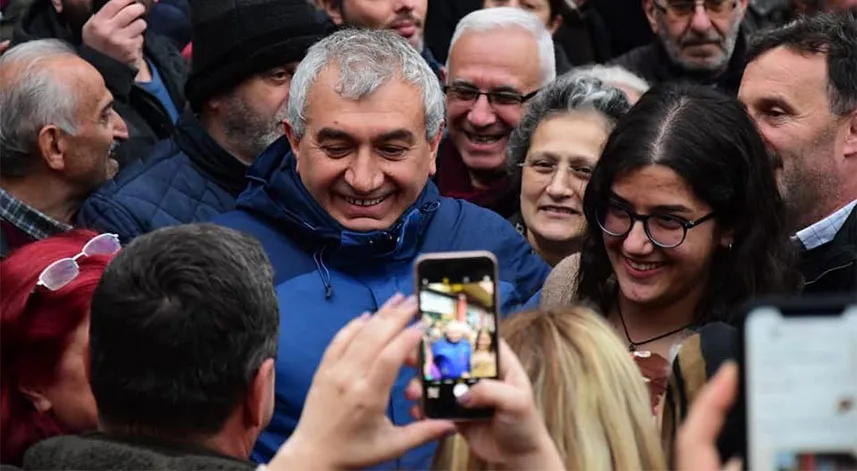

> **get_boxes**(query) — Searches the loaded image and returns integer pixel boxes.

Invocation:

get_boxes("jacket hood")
[22,433,255,471]
[236,137,441,268]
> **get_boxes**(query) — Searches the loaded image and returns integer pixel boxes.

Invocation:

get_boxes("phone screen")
[416,253,499,420]
[745,306,857,470]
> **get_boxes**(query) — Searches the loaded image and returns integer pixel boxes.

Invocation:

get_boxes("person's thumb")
[457,378,527,413]
[383,420,456,462]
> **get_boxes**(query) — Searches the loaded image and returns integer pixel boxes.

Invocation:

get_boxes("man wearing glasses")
[609,0,750,94]
[434,7,555,219]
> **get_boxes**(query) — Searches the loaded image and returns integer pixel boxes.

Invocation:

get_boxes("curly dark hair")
[575,82,800,324]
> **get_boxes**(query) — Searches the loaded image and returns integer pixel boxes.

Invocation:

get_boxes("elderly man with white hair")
[434,7,556,219]
[214,27,549,470]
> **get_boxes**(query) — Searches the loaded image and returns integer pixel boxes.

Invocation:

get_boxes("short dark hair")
[746,11,857,116]
[576,83,799,323]
[89,223,279,438]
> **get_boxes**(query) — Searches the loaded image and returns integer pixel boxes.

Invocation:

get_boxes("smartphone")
[738,296,857,471]
[415,251,500,420]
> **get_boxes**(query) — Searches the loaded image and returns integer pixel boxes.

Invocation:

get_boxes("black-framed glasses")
[654,0,737,17]
[597,202,716,249]
[443,85,539,107]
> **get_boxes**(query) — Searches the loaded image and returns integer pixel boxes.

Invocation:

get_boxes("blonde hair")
[434,307,666,471]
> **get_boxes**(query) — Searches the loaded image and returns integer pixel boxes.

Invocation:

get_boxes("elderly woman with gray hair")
[509,74,630,267]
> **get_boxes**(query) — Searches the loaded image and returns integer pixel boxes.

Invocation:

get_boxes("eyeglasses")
[597,202,716,249]
[654,0,737,18]
[36,233,121,291]
[518,160,594,181]
[444,85,539,107]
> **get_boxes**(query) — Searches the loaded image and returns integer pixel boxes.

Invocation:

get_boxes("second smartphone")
[415,251,500,420]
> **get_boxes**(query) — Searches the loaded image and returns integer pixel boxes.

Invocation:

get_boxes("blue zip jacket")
[213,137,548,469]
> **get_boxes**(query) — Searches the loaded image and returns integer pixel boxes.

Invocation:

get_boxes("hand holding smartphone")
[415,251,500,420]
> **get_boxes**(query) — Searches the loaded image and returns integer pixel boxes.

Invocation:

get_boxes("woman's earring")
[728,242,734,251]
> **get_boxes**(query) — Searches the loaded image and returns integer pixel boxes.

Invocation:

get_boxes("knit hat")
[185,0,330,111]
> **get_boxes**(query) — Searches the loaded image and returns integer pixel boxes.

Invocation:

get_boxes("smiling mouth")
[464,131,503,145]
[626,258,667,271]
[343,196,387,207]
[540,206,578,215]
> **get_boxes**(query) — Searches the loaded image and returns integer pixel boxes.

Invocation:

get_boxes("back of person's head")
[567,64,651,103]
[0,39,79,179]
[502,308,666,471]
[435,307,666,470]
[1,230,114,465]
[746,11,857,117]
[89,224,279,449]
[448,7,556,86]
[577,82,798,322]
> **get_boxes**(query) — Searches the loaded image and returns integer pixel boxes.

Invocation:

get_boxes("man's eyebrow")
[448,79,521,93]
[100,100,115,116]
[315,127,353,141]
[374,129,416,144]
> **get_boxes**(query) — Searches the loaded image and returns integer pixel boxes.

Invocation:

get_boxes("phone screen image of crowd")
[420,277,498,384]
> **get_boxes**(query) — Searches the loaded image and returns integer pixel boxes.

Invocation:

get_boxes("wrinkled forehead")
[447,28,544,91]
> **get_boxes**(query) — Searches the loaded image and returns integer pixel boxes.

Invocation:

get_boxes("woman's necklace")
[617,302,692,353]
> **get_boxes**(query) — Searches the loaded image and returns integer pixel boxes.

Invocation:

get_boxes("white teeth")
[344,196,385,207]
[466,132,501,144]
[628,260,663,271]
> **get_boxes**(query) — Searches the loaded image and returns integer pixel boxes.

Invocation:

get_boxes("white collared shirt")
[795,200,857,250]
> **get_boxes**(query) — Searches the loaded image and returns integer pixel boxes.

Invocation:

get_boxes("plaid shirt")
[795,200,857,251]
[0,188,72,241]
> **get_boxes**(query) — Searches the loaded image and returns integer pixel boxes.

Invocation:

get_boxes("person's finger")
[456,377,528,414]
[496,340,531,389]
[122,17,148,38]
[110,2,146,27]
[0,40,10,56]
[410,403,425,421]
[369,322,425,388]
[341,294,417,368]
[677,361,739,469]
[317,313,371,367]
[404,339,421,368]
[379,420,456,462]
[405,378,422,401]
[723,457,743,471]
[95,0,137,18]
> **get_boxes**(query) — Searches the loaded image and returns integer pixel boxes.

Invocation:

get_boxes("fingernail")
[403,295,418,307]
[389,293,405,305]
[411,320,428,332]
[456,392,472,406]
[359,312,371,321]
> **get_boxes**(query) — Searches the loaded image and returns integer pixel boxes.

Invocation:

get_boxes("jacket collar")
[236,137,441,265]
[174,111,249,197]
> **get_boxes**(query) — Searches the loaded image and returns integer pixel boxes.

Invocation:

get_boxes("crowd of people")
[1,0,855,469]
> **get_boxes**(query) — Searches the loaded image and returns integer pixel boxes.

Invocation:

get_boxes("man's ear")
[843,110,857,160]
[548,14,563,35]
[245,358,276,430]
[284,121,303,173]
[38,125,68,172]
[318,0,345,25]
[428,122,445,177]
[643,0,659,34]
[19,386,52,414]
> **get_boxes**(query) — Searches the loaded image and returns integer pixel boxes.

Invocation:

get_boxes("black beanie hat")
[185,0,330,111]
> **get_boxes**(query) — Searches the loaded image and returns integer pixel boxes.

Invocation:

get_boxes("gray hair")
[448,7,556,86]
[508,74,631,173]
[287,28,445,141]
[0,39,80,178]
[567,65,650,97]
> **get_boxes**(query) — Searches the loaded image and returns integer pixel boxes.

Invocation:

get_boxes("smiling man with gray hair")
[215,27,549,470]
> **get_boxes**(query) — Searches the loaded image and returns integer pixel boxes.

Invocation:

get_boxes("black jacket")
[609,32,748,95]
[800,205,857,296]
[22,433,256,471]
[12,0,188,168]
